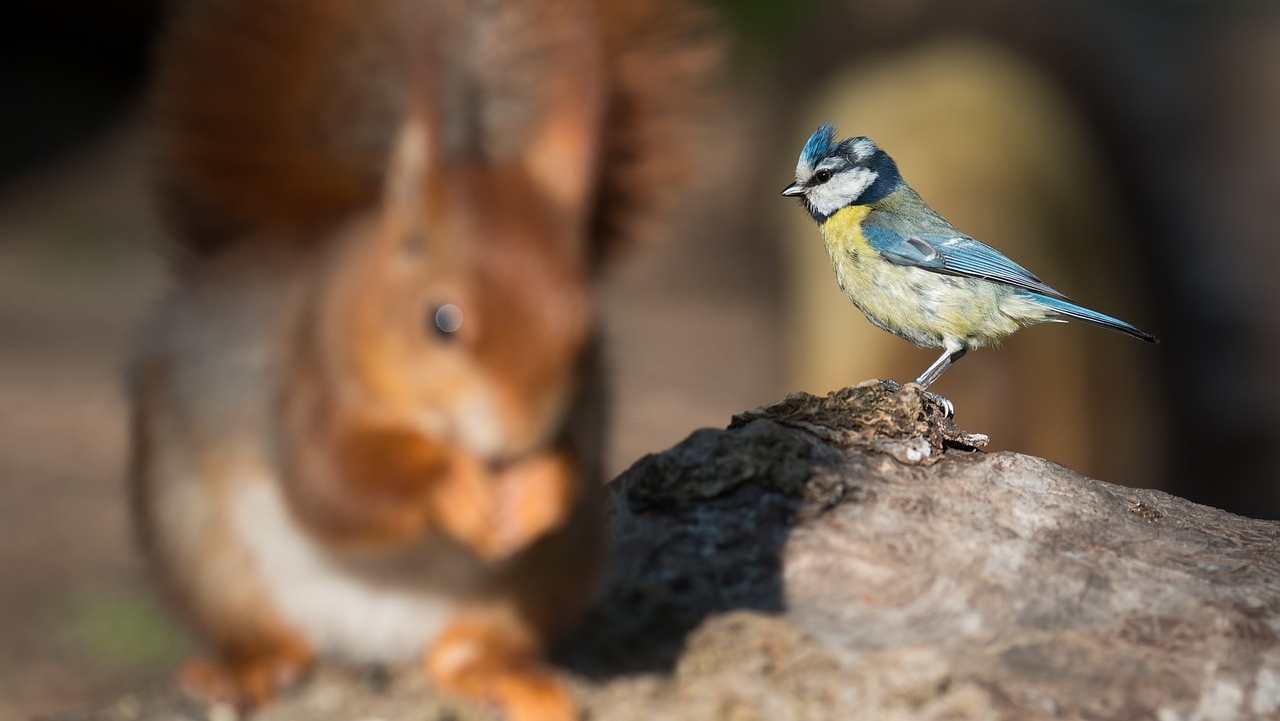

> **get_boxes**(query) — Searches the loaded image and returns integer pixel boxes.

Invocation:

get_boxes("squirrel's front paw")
[488,451,578,561]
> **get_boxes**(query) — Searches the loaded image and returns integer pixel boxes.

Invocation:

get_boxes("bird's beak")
[781,182,804,197]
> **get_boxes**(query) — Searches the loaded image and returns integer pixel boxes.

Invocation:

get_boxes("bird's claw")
[925,391,954,418]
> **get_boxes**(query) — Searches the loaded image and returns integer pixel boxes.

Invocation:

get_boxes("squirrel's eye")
[429,303,463,339]
[813,169,833,184]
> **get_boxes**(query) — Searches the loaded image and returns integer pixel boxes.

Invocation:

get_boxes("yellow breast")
[820,205,873,256]
[818,205,892,306]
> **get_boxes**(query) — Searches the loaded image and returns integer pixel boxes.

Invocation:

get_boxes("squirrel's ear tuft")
[380,116,442,247]
[383,119,429,220]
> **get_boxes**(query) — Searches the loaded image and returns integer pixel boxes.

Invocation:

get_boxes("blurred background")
[2,0,1279,718]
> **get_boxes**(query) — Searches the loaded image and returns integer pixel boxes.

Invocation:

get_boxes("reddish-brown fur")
[133,1,715,719]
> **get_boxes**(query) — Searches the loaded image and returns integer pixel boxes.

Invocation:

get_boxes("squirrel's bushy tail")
[152,0,719,264]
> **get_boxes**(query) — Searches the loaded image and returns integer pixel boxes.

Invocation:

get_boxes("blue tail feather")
[1030,294,1159,344]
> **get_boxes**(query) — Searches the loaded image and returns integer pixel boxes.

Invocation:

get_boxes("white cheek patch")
[809,167,878,217]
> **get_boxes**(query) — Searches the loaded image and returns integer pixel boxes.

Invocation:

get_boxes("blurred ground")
[0,126,184,721]
[0,105,781,720]
[0,127,165,719]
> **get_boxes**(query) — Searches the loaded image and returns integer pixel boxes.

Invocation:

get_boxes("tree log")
[59,382,1280,721]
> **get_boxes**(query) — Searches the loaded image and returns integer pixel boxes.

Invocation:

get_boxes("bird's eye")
[813,169,833,184]
[429,303,463,339]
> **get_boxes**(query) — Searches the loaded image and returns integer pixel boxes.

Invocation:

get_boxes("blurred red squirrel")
[128,1,715,719]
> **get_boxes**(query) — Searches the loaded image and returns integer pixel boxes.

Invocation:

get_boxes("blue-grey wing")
[862,225,1070,300]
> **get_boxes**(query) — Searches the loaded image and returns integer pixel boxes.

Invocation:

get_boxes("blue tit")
[782,123,1157,401]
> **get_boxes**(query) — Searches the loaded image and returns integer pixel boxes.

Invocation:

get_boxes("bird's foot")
[897,381,955,418]
[885,380,954,417]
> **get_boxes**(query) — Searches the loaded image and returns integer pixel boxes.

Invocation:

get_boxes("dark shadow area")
[0,2,162,190]
[554,469,797,675]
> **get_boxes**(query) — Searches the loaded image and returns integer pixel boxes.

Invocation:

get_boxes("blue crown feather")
[800,122,838,167]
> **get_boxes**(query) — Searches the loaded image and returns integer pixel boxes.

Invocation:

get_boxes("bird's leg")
[913,346,967,417]
[914,346,966,389]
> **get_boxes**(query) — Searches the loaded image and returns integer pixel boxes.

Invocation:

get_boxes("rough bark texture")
[58,382,1280,721]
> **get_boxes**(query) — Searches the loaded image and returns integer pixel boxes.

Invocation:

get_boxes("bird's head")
[781,123,898,222]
